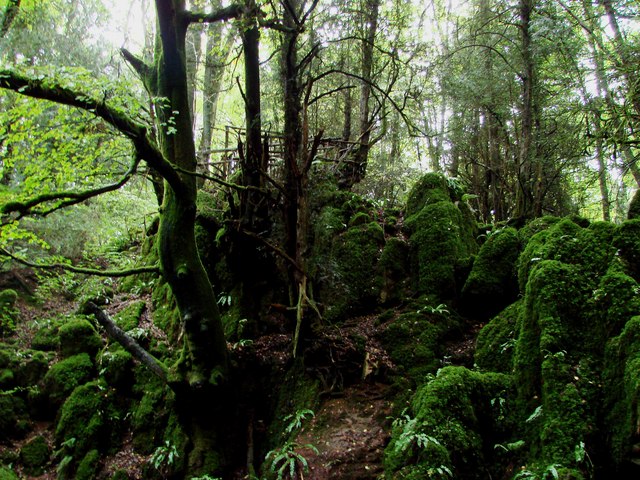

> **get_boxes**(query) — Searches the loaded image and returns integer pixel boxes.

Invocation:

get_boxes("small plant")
[265,442,318,480]
[150,440,179,472]
[417,303,450,316]
[392,410,441,454]
[283,409,315,434]
[191,475,221,480]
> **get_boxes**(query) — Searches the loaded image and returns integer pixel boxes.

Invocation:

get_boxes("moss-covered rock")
[475,300,522,373]
[76,449,101,480]
[55,381,121,461]
[98,347,133,388]
[31,319,62,351]
[43,353,93,408]
[58,319,102,358]
[462,227,520,318]
[613,219,640,281]
[384,366,512,479]
[0,467,18,480]
[0,289,18,336]
[20,435,50,476]
[405,173,455,217]
[405,200,477,299]
[114,301,146,331]
[378,237,410,304]
[0,394,27,440]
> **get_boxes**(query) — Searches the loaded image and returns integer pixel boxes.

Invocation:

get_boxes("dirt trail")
[295,383,393,480]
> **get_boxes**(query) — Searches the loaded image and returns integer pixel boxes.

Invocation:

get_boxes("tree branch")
[2,156,142,219]
[0,248,161,277]
[0,68,187,196]
[85,302,168,382]
[184,4,243,24]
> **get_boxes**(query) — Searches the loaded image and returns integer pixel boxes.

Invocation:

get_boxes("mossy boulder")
[55,381,122,461]
[114,300,146,331]
[31,319,62,351]
[0,394,27,440]
[20,435,50,476]
[378,237,410,304]
[131,376,169,454]
[475,300,522,373]
[318,221,385,321]
[613,219,640,281]
[0,467,18,480]
[461,227,520,318]
[43,353,93,408]
[0,289,18,336]
[405,199,477,299]
[98,347,133,388]
[384,366,512,479]
[406,173,456,217]
[76,449,101,480]
[58,318,102,358]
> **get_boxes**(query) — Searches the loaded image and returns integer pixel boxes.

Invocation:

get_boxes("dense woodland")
[0,0,640,479]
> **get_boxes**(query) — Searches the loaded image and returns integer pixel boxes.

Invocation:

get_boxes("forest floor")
[1,269,484,480]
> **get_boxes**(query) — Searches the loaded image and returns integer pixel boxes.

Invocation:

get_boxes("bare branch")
[0,248,161,277]
[85,302,168,382]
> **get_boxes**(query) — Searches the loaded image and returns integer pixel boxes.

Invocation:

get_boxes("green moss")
[0,394,27,440]
[462,227,520,318]
[348,211,371,227]
[475,300,522,373]
[405,173,453,217]
[381,307,459,384]
[98,347,133,388]
[111,469,130,480]
[31,319,61,351]
[20,435,50,476]
[132,378,168,454]
[405,201,477,298]
[613,219,640,281]
[0,289,18,336]
[379,238,410,304]
[114,301,146,331]
[58,319,102,358]
[76,449,101,480]
[517,218,616,292]
[43,353,93,407]
[55,381,117,459]
[517,216,561,247]
[384,367,512,478]
[319,222,385,321]
[0,467,18,480]
[151,280,180,341]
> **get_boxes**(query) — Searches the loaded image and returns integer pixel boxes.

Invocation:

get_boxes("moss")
[517,218,616,292]
[55,381,118,460]
[16,349,49,386]
[43,353,93,407]
[132,378,168,454]
[31,320,61,351]
[348,211,371,227]
[378,238,410,304]
[613,219,640,281]
[20,435,50,476]
[0,467,18,480]
[58,319,102,358]
[0,394,27,440]
[603,316,640,469]
[517,215,561,247]
[0,289,18,336]
[98,347,133,388]
[76,449,101,480]
[405,201,477,298]
[114,301,146,331]
[627,188,640,220]
[462,227,520,318]
[384,367,512,478]
[405,173,453,217]
[475,300,522,373]
[111,469,130,480]
[319,222,385,321]
[380,307,459,385]
[151,280,180,342]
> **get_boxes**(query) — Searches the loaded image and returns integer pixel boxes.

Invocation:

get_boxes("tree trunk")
[153,0,228,387]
